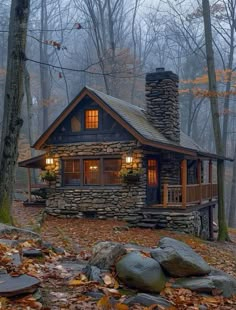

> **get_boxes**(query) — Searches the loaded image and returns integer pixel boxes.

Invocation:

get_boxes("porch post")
[27,168,32,202]
[209,160,213,200]
[181,159,187,208]
[163,183,168,208]
[197,159,202,204]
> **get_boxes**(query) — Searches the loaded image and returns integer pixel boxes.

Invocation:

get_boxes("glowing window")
[148,159,158,186]
[63,159,80,185]
[85,110,98,129]
[84,159,100,185]
[103,159,121,185]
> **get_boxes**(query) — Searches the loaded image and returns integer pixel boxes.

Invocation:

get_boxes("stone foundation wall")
[46,141,147,219]
[135,206,212,239]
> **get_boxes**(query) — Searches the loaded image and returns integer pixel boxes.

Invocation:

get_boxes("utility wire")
[25,57,145,79]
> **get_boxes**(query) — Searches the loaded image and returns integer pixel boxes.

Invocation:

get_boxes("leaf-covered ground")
[10,201,236,309]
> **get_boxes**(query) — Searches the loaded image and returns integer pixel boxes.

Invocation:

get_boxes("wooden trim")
[163,183,168,208]
[197,159,202,203]
[181,159,187,208]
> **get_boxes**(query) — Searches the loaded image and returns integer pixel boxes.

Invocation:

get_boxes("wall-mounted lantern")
[46,154,54,165]
[125,156,133,164]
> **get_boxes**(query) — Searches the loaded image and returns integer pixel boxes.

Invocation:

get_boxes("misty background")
[0,0,236,224]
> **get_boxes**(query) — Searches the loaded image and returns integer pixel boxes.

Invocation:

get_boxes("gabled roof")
[33,86,218,158]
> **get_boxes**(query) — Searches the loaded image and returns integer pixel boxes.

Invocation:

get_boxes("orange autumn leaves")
[180,69,236,98]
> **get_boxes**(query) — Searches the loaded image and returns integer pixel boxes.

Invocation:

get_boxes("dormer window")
[85,109,99,129]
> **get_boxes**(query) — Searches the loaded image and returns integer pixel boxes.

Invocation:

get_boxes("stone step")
[141,219,158,223]
[136,223,157,229]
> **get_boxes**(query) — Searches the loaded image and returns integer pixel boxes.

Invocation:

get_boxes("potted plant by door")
[119,168,142,183]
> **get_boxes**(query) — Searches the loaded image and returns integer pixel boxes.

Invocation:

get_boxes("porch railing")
[162,183,218,208]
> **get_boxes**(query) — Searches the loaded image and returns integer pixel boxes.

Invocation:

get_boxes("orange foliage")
[180,69,236,98]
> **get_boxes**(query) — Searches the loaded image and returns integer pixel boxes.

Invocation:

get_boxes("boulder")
[172,272,236,298]
[0,274,40,297]
[0,239,19,247]
[0,224,41,241]
[89,241,126,270]
[83,265,103,283]
[124,243,152,253]
[22,249,43,258]
[116,252,167,293]
[151,237,210,277]
[124,293,171,308]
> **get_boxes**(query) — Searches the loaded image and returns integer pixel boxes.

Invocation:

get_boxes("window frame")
[61,156,122,187]
[84,109,99,130]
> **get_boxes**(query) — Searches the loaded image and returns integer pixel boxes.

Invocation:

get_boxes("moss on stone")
[0,192,13,224]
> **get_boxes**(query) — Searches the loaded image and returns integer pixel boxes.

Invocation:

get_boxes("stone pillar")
[145,68,180,143]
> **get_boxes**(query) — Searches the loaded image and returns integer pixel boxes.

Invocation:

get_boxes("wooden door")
[146,158,160,205]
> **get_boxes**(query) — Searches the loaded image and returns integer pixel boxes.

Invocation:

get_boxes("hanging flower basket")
[39,170,56,182]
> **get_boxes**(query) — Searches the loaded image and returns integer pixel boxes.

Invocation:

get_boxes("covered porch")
[150,158,218,209]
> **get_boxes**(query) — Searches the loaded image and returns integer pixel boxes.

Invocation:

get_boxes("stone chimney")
[145,68,180,143]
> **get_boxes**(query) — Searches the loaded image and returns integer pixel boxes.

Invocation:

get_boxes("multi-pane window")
[63,159,80,185]
[85,110,99,129]
[148,159,158,186]
[103,159,121,184]
[62,158,121,186]
[84,159,100,185]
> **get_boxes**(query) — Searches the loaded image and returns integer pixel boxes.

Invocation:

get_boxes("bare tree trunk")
[24,65,36,183]
[130,0,139,103]
[0,0,30,223]
[202,0,230,241]
[40,0,51,131]
[229,144,236,228]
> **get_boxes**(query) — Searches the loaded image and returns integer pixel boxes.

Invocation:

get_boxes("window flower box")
[120,168,142,183]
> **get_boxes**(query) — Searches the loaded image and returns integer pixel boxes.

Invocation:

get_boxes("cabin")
[19,68,221,239]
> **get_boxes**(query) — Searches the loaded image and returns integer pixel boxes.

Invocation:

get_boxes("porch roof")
[18,154,46,169]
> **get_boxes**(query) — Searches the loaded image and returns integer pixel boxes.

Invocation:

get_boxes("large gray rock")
[0,239,19,247]
[0,274,40,297]
[172,270,236,298]
[116,252,167,293]
[82,265,103,283]
[151,237,210,277]
[124,293,171,308]
[0,224,41,241]
[89,241,126,270]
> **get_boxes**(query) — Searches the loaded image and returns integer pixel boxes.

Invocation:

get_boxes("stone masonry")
[46,141,146,219]
[145,68,180,143]
[131,206,211,239]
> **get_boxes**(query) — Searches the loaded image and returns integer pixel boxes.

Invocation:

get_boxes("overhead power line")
[25,57,144,79]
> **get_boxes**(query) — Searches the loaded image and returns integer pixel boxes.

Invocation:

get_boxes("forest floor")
[10,201,236,309]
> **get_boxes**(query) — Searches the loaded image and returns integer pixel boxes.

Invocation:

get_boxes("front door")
[146,158,160,205]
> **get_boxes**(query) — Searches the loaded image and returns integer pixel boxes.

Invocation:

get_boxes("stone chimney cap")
[146,70,178,82]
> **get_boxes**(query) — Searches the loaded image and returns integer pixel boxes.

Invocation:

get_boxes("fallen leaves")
[10,202,236,309]
[97,296,129,310]
[161,286,236,310]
